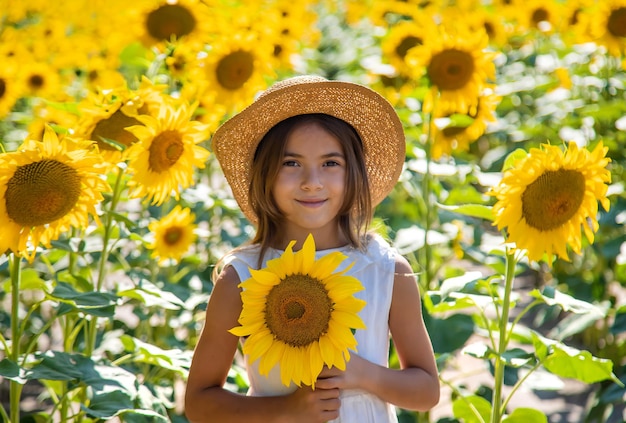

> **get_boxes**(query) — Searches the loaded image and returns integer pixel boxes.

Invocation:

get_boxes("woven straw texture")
[211,75,406,224]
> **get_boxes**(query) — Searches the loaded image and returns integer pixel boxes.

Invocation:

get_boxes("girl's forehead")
[285,124,343,154]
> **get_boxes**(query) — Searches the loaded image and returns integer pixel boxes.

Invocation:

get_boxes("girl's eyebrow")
[283,151,345,158]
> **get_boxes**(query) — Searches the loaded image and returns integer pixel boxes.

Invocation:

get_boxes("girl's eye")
[324,160,341,167]
[282,160,299,167]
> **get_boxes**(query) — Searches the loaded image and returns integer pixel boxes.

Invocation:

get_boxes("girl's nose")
[301,168,323,190]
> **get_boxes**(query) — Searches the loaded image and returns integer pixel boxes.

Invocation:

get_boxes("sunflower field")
[0,0,625,422]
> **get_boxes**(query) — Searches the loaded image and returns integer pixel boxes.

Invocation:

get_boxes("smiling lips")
[296,198,327,208]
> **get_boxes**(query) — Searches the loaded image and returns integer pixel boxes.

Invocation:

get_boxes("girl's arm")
[317,255,440,411]
[184,265,341,423]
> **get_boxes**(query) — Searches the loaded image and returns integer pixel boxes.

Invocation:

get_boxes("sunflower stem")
[421,106,435,289]
[9,254,23,423]
[491,248,516,423]
[86,166,125,356]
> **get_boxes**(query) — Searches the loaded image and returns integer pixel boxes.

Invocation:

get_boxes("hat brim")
[211,77,406,224]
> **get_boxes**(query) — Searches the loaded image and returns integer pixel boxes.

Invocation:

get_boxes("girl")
[185,76,439,423]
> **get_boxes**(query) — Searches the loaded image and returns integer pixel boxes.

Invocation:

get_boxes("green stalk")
[491,248,517,423]
[86,166,125,356]
[421,107,435,289]
[9,254,23,423]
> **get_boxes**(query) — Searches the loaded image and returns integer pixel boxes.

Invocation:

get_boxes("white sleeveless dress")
[225,234,399,423]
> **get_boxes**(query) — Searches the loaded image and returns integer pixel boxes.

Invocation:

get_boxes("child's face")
[273,122,346,243]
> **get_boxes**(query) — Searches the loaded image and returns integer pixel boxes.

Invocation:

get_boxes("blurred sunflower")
[20,60,64,100]
[560,0,596,45]
[137,0,214,47]
[230,234,366,388]
[491,141,611,264]
[75,78,169,164]
[125,101,210,206]
[406,26,497,114]
[460,7,510,48]
[515,0,564,34]
[381,19,432,76]
[27,101,80,140]
[585,0,626,57]
[431,89,500,159]
[148,205,196,265]
[0,126,110,261]
[198,32,275,111]
[0,67,22,119]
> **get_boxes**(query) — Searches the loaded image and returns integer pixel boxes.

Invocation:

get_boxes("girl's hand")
[315,353,367,391]
[284,385,341,423]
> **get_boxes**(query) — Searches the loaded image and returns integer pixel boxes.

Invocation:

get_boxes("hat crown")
[258,75,328,100]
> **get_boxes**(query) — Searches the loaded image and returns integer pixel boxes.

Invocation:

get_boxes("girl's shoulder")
[362,232,398,259]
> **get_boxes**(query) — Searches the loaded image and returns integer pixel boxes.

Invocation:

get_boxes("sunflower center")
[396,36,422,59]
[264,274,332,347]
[90,108,141,151]
[28,74,45,90]
[146,4,196,41]
[0,79,6,98]
[149,130,184,172]
[531,8,549,26]
[521,169,586,231]
[6,159,81,227]
[216,50,254,90]
[428,49,475,91]
[607,7,626,38]
[164,227,183,245]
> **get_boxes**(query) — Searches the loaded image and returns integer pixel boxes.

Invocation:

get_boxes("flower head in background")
[491,141,611,263]
[406,25,497,114]
[230,234,366,388]
[148,205,197,265]
[0,126,110,261]
[125,101,210,206]
[431,89,500,159]
[584,0,626,57]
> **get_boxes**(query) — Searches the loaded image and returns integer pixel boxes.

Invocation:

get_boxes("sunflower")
[196,31,275,111]
[0,126,110,262]
[381,19,433,77]
[491,141,611,264]
[124,101,210,206]
[431,89,500,159]
[75,78,169,165]
[514,0,564,34]
[230,234,366,388]
[585,0,626,57]
[405,25,497,114]
[0,66,22,120]
[148,205,196,265]
[136,0,215,48]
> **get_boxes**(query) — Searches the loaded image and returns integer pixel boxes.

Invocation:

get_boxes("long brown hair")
[249,113,372,264]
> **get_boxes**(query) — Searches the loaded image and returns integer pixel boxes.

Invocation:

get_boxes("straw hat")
[211,75,406,224]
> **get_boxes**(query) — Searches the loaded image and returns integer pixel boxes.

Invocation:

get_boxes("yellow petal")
[301,233,316,274]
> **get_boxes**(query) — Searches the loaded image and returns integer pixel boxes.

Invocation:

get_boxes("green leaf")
[30,351,141,396]
[502,148,528,172]
[530,286,605,318]
[118,279,185,310]
[531,332,621,385]
[49,282,117,308]
[425,313,475,354]
[439,271,484,298]
[2,269,49,293]
[0,358,28,384]
[452,395,491,423]
[120,335,191,376]
[436,203,495,221]
[503,407,548,423]
[81,390,134,419]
